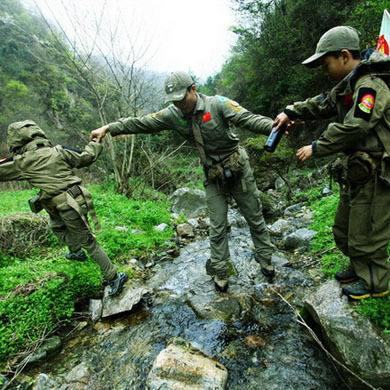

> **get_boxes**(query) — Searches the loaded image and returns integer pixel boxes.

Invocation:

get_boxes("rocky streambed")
[9,189,390,389]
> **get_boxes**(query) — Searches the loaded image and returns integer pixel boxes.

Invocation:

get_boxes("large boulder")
[147,338,228,389]
[305,280,390,389]
[0,212,50,257]
[170,188,207,219]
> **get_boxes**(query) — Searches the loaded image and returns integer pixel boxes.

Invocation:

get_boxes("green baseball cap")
[164,71,194,103]
[302,26,360,68]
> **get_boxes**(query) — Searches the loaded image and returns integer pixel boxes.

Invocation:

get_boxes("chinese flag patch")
[202,112,212,123]
[354,87,376,121]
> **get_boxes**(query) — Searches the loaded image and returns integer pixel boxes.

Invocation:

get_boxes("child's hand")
[296,145,313,162]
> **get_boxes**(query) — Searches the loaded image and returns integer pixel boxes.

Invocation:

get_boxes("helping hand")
[296,145,313,162]
[90,125,109,143]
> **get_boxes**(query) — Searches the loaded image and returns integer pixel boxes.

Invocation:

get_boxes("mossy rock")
[0,212,50,257]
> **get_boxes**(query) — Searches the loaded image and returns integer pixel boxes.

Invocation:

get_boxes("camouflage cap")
[7,120,47,149]
[164,72,194,103]
[302,26,360,68]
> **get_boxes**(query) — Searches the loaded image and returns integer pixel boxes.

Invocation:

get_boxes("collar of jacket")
[20,138,52,153]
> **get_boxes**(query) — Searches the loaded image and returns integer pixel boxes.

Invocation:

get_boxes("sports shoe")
[342,280,389,300]
[335,268,358,283]
[213,275,229,292]
[108,272,129,296]
[65,249,87,262]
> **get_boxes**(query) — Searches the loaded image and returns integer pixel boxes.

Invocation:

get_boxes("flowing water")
[22,213,345,389]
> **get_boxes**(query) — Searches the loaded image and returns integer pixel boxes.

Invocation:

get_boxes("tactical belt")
[48,185,101,231]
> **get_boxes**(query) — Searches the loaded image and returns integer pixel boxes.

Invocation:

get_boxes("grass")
[0,183,174,365]
[308,185,390,333]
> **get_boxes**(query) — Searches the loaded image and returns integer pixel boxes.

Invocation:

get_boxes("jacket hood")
[7,120,48,150]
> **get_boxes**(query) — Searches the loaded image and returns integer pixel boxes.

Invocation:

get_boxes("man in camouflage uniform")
[91,72,276,292]
[275,26,390,300]
[0,120,128,296]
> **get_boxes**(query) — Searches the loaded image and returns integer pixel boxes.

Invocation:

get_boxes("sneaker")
[108,272,129,297]
[65,249,87,262]
[342,280,389,300]
[335,268,358,283]
[213,275,229,293]
[255,257,275,278]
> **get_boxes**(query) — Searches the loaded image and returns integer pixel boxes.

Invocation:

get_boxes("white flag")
[376,9,390,56]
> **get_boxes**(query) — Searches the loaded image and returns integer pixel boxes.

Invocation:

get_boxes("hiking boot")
[65,249,87,262]
[342,280,389,300]
[213,275,229,293]
[108,272,128,297]
[255,257,275,278]
[335,268,358,283]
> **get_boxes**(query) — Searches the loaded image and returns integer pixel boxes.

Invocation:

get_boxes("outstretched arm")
[61,141,103,168]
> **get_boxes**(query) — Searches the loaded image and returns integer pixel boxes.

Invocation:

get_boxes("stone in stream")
[147,338,228,390]
[305,280,390,389]
[283,228,317,250]
[25,336,62,366]
[89,284,150,319]
[170,187,207,219]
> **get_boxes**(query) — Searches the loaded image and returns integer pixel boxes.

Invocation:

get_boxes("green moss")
[0,184,174,365]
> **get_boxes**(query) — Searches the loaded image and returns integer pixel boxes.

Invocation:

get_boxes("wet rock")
[26,336,62,366]
[0,212,50,257]
[176,223,195,238]
[33,373,56,390]
[283,228,316,250]
[63,362,91,388]
[228,209,247,228]
[305,280,390,389]
[102,284,150,318]
[154,223,168,232]
[187,287,253,321]
[170,187,207,218]
[268,219,291,236]
[147,339,228,390]
[283,203,303,217]
[271,252,289,267]
[89,299,103,321]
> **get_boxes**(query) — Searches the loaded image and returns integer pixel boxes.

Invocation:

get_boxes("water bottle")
[264,125,287,153]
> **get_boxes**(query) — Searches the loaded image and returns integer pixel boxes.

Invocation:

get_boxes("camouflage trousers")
[204,158,274,278]
[333,177,390,292]
[48,203,117,281]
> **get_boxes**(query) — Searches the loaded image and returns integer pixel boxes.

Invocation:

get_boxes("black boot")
[213,275,229,292]
[65,249,87,262]
[335,268,358,283]
[342,280,389,300]
[255,256,275,278]
[108,272,128,297]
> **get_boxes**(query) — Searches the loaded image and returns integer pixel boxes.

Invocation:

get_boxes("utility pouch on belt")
[207,148,246,182]
[347,151,377,185]
[28,195,43,213]
[328,158,348,185]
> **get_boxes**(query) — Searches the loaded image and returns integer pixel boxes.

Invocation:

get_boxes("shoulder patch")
[354,87,376,121]
[226,99,243,113]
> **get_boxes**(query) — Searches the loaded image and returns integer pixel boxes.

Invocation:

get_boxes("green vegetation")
[308,186,390,333]
[0,185,173,365]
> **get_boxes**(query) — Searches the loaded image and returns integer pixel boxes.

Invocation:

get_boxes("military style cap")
[164,71,194,103]
[302,26,360,68]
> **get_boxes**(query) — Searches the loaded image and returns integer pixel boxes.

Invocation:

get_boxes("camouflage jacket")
[0,138,102,199]
[108,93,273,165]
[284,52,390,157]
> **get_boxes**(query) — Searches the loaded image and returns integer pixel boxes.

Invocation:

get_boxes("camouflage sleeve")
[313,76,389,157]
[218,96,273,135]
[108,108,174,136]
[284,92,337,120]
[61,141,103,168]
[0,158,22,181]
